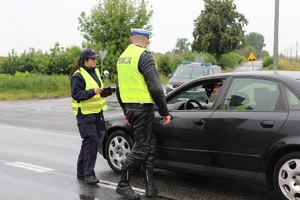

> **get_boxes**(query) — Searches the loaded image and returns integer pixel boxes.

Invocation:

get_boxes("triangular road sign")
[248,52,257,61]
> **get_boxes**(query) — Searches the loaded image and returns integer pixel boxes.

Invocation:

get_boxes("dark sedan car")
[100,71,300,200]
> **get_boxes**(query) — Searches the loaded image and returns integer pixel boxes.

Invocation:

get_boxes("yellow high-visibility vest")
[72,67,107,115]
[117,44,154,103]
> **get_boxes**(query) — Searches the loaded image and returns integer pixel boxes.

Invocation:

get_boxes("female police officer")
[70,48,107,184]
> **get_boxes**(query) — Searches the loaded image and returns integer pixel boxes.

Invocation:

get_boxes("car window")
[173,66,193,78]
[191,67,207,79]
[221,78,281,111]
[212,67,221,74]
[167,81,223,111]
[284,87,300,110]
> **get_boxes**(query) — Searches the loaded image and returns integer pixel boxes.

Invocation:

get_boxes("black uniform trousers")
[122,103,156,170]
[76,111,103,177]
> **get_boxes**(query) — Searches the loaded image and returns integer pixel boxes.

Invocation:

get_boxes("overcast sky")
[1,0,299,57]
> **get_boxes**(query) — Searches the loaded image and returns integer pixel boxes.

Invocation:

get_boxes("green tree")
[0,44,82,75]
[0,49,48,75]
[0,50,19,74]
[17,48,50,74]
[245,32,265,52]
[218,52,244,69]
[157,55,171,76]
[239,45,258,59]
[262,56,273,68]
[78,0,153,77]
[172,38,191,53]
[191,0,248,61]
[245,32,266,58]
[261,50,270,58]
[45,43,82,75]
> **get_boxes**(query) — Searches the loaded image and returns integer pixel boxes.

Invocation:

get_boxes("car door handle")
[193,119,205,126]
[260,120,274,128]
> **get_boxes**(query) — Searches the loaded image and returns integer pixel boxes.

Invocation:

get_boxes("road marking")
[4,162,173,199]
[99,180,174,199]
[5,161,54,173]
[99,180,145,194]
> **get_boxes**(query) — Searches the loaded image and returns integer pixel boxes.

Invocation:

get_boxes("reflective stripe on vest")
[72,67,107,115]
[117,44,154,103]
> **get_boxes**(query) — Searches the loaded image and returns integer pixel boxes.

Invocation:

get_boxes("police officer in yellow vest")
[70,48,107,184]
[116,29,171,200]
[225,94,253,110]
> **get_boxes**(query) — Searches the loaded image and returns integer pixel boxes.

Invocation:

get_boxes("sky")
[1,0,300,57]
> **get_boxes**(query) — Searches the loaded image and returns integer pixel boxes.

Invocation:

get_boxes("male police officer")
[116,28,171,199]
[226,93,253,110]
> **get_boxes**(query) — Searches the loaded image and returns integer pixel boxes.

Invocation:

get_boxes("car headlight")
[166,84,174,89]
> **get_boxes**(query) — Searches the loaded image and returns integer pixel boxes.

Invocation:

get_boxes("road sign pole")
[99,50,107,75]
[247,52,257,68]
[101,59,104,76]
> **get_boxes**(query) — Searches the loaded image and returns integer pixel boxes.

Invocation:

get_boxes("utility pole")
[290,44,292,62]
[296,41,298,63]
[273,0,279,72]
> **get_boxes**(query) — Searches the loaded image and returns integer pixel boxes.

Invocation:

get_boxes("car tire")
[273,152,300,200]
[105,130,133,172]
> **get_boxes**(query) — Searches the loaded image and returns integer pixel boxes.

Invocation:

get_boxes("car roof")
[205,70,300,80]
[178,64,220,68]
[178,62,221,68]
[166,70,300,96]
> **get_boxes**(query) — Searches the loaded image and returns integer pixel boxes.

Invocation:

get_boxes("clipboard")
[100,87,112,97]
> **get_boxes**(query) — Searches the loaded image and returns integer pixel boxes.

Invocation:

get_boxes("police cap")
[231,94,245,101]
[130,28,152,39]
[81,48,100,59]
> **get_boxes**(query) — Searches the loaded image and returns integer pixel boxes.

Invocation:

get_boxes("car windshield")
[173,66,208,78]
[191,67,207,78]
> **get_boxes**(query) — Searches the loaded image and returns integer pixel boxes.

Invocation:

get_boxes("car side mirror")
[103,70,109,76]
[168,74,173,78]
[101,70,110,78]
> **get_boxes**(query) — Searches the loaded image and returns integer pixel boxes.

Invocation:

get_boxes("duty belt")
[125,103,154,110]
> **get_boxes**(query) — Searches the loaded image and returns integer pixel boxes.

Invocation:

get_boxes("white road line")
[5,161,145,195]
[99,180,145,194]
[5,161,54,173]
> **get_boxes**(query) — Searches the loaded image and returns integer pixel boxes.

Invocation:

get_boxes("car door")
[154,79,223,170]
[154,80,217,169]
[205,77,288,178]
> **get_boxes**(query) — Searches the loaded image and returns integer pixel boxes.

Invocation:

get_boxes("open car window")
[167,81,223,111]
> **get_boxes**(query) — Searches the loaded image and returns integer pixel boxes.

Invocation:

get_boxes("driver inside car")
[204,83,222,103]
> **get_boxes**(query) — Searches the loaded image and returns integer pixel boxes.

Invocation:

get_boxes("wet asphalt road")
[0,61,280,200]
[0,95,279,200]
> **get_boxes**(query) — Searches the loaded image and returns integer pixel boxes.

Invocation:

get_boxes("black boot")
[116,169,140,200]
[143,168,157,197]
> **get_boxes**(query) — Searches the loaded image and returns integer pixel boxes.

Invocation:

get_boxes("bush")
[198,52,217,65]
[263,57,273,68]
[155,51,218,75]
[157,55,172,76]
[0,73,70,100]
[218,52,244,69]
[276,58,300,71]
